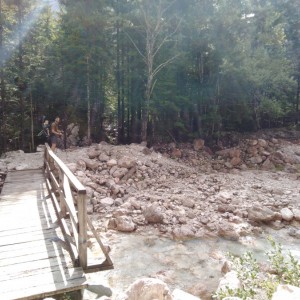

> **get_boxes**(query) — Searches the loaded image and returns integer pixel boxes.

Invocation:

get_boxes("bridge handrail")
[44,143,87,268]
[43,143,113,272]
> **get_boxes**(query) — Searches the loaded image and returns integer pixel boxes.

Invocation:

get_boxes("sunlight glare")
[0,0,51,68]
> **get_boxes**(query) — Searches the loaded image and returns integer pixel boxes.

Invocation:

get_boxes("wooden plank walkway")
[0,169,87,300]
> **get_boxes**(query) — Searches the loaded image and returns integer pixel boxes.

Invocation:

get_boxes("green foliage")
[1,0,300,149]
[214,237,300,300]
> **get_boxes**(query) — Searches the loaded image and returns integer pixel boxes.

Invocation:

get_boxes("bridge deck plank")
[0,170,87,300]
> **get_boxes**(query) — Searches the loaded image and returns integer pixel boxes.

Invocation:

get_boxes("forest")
[0,0,299,153]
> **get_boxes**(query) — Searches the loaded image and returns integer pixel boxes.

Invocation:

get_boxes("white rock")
[216,271,241,295]
[107,159,118,167]
[280,207,294,221]
[116,278,172,300]
[272,284,300,300]
[172,288,201,300]
[100,197,114,207]
[292,208,300,221]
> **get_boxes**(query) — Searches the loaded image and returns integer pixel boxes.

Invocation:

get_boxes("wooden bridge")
[0,144,113,300]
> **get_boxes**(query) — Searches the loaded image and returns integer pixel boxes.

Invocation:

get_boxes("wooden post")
[77,191,87,269]
[58,170,67,218]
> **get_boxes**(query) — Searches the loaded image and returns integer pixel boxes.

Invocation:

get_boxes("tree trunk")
[17,0,25,150]
[86,56,91,141]
[0,0,7,152]
[30,88,34,152]
[296,73,300,124]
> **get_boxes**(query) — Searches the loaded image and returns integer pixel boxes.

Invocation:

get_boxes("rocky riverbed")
[1,129,300,299]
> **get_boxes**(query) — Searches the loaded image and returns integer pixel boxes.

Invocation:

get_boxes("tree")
[128,0,180,142]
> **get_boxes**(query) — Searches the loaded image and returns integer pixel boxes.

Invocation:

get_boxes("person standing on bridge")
[50,116,63,152]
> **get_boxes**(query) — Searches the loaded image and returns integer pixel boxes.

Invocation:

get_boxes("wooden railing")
[44,144,113,272]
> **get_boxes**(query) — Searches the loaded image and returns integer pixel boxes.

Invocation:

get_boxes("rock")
[172,288,201,300]
[250,156,263,164]
[107,218,117,230]
[181,198,195,208]
[216,271,241,296]
[247,206,276,223]
[230,157,241,166]
[66,163,77,173]
[188,283,210,300]
[113,167,128,179]
[280,207,294,221]
[216,148,240,159]
[107,159,118,167]
[142,147,152,155]
[88,149,101,159]
[83,158,99,170]
[218,222,239,241]
[293,208,300,221]
[118,157,136,169]
[258,139,268,148]
[100,197,114,207]
[172,225,195,240]
[272,284,300,300]
[193,139,205,151]
[171,149,182,158]
[116,278,172,300]
[115,216,136,232]
[76,159,86,171]
[99,153,110,162]
[221,260,233,274]
[261,158,275,171]
[143,205,164,224]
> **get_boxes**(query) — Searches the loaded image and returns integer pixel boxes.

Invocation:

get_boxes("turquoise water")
[86,228,300,299]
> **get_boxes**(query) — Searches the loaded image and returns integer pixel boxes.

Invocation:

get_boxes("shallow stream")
[85,228,300,299]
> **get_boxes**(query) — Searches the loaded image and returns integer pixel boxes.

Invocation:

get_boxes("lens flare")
[0,0,51,68]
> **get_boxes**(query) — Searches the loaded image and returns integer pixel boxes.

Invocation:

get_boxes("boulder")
[272,285,300,300]
[172,225,195,240]
[171,149,182,158]
[118,157,136,169]
[292,208,300,221]
[99,153,110,162]
[76,159,86,171]
[250,156,263,164]
[216,148,240,159]
[116,278,172,300]
[88,149,101,159]
[261,158,275,171]
[247,206,276,223]
[113,167,128,179]
[230,157,241,166]
[100,197,114,207]
[181,198,195,208]
[115,216,136,232]
[216,271,241,296]
[107,159,118,167]
[172,288,201,300]
[66,163,77,173]
[258,139,268,148]
[218,222,239,241]
[83,158,99,170]
[143,205,164,224]
[280,208,294,222]
[193,139,205,151]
